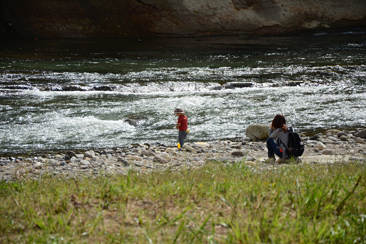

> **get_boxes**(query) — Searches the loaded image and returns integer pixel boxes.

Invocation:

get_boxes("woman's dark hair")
[271,114,287,131]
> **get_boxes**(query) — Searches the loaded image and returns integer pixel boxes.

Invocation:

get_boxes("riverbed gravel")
[1,129,365,182]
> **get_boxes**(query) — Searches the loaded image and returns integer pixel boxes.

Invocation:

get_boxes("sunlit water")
[1,31,365,155]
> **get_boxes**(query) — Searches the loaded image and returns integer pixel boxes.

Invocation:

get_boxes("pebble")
[1,129,366,182]
[316,142,326,150]
[340,135,348,141]
[356,137,365,144]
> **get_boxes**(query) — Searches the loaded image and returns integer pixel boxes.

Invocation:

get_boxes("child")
[174,108,189,148]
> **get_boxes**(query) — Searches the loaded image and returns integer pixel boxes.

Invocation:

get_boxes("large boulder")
[246,124,269,141]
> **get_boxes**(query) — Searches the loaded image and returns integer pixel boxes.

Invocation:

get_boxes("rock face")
[1,0,366,39]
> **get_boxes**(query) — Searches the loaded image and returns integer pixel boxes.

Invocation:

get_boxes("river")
[1,30,365,155]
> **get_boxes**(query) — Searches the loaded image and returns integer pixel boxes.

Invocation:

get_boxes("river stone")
[76,154,84,159]
[243,161,256,166]
[140,149,150,156]
[328,136,339,142]
[84,150,95,158]
[316,142,326,150]
[245,155,255,161]
[166,148,177,154]
[355,137,365,144]
[246,124,269,141]
[337,132,347,137]
[326,129,341,135]
[310,134,321,140]
[127,155,142,161]
[34,162,43,169]
[117,157,129,166]
[355,130,366,139]
[80,159,90,165]
[340,135,348,141]
[153,156,168,164]
[183,145,195,152]
[194,142,210,148]
[323,150,334,155]
[49,159,60,166]
[321,139,334,144]
[231,151,245,157]
[66,151,76,158]
[148,149,156,156]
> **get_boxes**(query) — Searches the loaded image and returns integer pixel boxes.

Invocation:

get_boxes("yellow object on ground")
[177,143,181,149]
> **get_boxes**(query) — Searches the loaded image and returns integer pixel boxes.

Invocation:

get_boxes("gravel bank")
[1,129,365,182]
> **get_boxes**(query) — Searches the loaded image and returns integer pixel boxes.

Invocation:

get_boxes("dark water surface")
[1,30,366,155]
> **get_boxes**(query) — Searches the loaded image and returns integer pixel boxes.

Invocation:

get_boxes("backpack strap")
[278,127,293,152]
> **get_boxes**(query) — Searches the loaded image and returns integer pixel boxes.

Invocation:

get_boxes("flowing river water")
[1,30,366,155]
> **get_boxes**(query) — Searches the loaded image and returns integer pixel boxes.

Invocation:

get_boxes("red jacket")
[177,115,188,131]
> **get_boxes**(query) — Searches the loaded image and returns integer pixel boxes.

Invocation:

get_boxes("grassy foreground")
[1,161,366,243]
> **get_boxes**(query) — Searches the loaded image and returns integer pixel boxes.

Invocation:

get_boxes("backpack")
[282,127,305,157]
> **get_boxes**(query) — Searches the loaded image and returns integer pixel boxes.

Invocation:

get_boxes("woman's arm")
[269,128,281,139]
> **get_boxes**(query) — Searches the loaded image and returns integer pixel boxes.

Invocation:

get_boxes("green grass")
[1,161,366,243]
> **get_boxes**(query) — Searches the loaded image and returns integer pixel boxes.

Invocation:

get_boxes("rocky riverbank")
[1,129,365,182]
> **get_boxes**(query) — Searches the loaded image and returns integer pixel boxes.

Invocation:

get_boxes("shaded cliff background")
[1,0,366,39]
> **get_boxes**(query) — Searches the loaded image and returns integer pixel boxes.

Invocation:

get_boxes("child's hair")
[271,114,287,132]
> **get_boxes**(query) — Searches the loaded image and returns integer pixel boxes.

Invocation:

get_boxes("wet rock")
[62,85,85,91]
[287,81,302,87]
[224,82,253,89]
[1,85,33,90]
[125,119,138,126]
[93,85,115,91]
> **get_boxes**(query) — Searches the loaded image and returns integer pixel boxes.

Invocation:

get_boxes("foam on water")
[1,32,365,154]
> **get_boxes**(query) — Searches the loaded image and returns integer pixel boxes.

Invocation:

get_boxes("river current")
[1,30,366,155]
